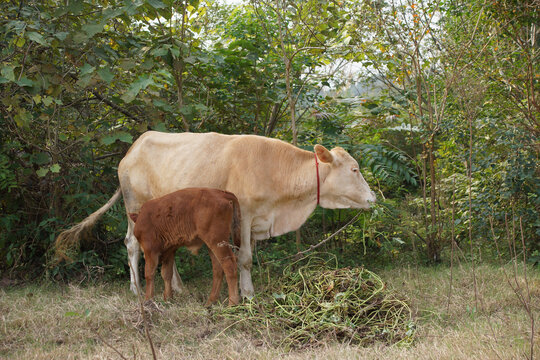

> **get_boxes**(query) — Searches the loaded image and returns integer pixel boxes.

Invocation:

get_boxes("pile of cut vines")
[218,255,415,348]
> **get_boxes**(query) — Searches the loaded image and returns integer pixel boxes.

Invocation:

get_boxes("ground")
[1,263,538,359]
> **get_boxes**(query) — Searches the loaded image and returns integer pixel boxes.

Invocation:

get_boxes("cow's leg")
[125,219,141,294]
[161,249,175,301]
[170,256,184,294]
[206,250,225,306]
[238,219,255,299]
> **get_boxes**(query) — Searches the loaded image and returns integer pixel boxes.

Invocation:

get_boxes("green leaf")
[103,7,124,20]
[14,109,32,127]
[32,152,50,165]
[80,63,95,76]
[184,56,196,64]
[121,75,154,103]
[1,66,15,82]
[194,103,208,112]
[119,59,136,70]
[153,122,168,132]
[180,105,193,116]
[68,0,84,14]
[64,311,81,317]
[42,96,54,107]
[101,132,133,145]
[14,37,26,48]
[146,0,166,9]
[153,99,174,112]
[170,46,180,59]
[82,23,104,37]
[50,164,61,173]
[101,135,117,146]
[123,0,144,15]
[97,68,114,83]
[116,131,133,144]
[15,77,34,87]
[151,45,170,57]
[36,167,49,177]
[272,293,286,300]
[76,74,93,88]
[27,32,49,46]
[73,31,90,44]
[54,32,69,41]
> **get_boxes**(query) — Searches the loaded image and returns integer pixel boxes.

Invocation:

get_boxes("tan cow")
[56,131,376,298]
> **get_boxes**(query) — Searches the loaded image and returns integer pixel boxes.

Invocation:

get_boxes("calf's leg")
[221,252,239,306]
[206,251,225,306]
[143,251,159,301]
[209,240,239,306]
[161,249,176,301]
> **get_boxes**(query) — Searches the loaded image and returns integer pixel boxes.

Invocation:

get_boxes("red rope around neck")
[314,153,320,205]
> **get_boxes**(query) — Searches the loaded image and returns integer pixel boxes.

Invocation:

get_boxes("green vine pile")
[219,256,415,348]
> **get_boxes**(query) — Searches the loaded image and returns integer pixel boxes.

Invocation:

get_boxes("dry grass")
[1,263,538,359]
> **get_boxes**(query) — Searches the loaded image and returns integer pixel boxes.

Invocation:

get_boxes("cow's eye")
[352,168,359,173]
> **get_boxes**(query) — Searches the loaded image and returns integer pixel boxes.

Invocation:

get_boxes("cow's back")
[118,131,303,214]
[119,132,234,212]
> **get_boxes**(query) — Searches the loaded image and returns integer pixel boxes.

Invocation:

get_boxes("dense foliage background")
[0,0,538,282]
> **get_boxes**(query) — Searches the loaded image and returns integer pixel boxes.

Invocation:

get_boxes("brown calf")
[129,188,241,305]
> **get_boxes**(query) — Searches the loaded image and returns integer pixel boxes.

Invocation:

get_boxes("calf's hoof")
[228,296,240,306]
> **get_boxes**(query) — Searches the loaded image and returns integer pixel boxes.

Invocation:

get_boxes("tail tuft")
[53,188,122,263]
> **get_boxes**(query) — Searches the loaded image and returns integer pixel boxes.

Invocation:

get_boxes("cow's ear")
[314,144,333,163]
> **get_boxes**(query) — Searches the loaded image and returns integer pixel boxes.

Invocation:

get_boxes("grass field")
[1,263,538,359]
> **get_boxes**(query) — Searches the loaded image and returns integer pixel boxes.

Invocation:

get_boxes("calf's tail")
[230,196,241,249]
[54,188,122,261]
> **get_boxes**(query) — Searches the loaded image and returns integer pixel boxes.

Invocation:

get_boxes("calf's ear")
[129,213,138,223]
[314,144,333,163]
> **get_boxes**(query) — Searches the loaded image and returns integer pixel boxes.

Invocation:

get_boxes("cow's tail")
[54,188,122,262]
[230,196,242,249]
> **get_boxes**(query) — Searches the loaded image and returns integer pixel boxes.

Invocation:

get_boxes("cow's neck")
[266,150,329,237]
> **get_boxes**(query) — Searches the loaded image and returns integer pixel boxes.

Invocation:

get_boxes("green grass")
[1,262,538,359]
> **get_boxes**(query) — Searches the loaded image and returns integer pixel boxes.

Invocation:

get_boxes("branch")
[262,211,364,265]
[411,229,427,245]
[94,330,129,360]
[128,262,158,360]
[94,152,123,161]
[90,90,146,123]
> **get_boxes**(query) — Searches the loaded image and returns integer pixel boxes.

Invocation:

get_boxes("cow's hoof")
[130,283,139,295]
[172,283,184,294]
[240,291,254,300]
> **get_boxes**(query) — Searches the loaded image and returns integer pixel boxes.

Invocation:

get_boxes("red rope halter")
[314,153,320,205]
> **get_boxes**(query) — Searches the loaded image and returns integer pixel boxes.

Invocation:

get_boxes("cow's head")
[315,145,376,209]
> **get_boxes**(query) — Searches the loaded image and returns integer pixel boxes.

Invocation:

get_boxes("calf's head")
[315,144,376,209]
